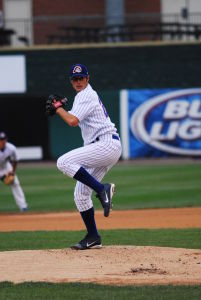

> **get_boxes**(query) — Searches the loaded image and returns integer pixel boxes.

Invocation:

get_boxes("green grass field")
[0,161,201,212]
[0,282,201,300]
[0,228,201,251]
[1,161,201,299]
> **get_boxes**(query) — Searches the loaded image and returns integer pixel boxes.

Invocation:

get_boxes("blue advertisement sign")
[120,88,201,158]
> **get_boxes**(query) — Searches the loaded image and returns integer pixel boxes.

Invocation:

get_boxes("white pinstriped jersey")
[69,83,117,145]
[0,142,18,177]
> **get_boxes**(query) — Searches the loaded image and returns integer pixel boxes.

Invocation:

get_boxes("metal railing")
[0,18,32,46]
[0,12,201,47]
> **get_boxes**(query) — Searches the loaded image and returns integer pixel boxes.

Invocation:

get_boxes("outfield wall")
[0,42,200,159]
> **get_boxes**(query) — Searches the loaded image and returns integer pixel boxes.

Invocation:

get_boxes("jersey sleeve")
[69,90,96,122]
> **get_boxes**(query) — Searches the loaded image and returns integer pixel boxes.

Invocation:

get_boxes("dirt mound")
[1,246,201,285]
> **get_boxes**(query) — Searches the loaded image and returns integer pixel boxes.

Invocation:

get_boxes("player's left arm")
[9,146,18,175]
[11,160,17,175]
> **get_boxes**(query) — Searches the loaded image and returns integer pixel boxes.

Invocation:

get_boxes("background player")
[46,63,122,250]
[0,132,28,212]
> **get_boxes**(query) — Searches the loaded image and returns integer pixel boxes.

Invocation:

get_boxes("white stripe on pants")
[57,136,122,212]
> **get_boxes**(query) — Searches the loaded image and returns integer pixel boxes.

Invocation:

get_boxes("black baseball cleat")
[96,183,115,217]
[71,234,102,250]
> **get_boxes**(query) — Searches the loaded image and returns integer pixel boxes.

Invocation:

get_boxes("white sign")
[16,146,43,160]
[0,55,26,93]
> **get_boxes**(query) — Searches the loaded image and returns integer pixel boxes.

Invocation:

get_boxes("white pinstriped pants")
[57,134,122,212]
[11,175,28,211]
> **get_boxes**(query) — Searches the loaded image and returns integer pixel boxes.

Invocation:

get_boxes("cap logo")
[73,66,82,74]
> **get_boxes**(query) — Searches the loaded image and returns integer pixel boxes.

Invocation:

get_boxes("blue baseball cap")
[69,64,89,79]
[0,132,7,140]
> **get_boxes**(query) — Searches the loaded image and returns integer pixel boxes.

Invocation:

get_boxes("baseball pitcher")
[45,64,122,250]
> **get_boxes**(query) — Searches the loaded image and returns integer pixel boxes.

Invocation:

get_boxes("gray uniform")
[0,142,28,211]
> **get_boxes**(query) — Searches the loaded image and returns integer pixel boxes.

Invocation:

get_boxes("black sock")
[80,207,99,237]
[73,167,104,194]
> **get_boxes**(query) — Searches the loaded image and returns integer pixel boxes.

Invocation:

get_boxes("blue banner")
[122,88,201,158]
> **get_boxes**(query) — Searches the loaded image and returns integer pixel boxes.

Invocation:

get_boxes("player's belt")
[92,135,120,143]
[112,135,120,141]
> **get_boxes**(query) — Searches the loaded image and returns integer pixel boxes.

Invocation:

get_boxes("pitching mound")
[1,246,201,285]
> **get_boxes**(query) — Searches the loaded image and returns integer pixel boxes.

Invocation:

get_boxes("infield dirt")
[1,207,201,231]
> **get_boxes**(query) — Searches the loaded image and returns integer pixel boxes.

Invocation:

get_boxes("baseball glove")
[45,94,68,116]
[2,173,15,185]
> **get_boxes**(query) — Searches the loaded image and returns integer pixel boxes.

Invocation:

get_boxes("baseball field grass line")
[1,163,201,212]
[0,228,201,251]
[0,282,201,300]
